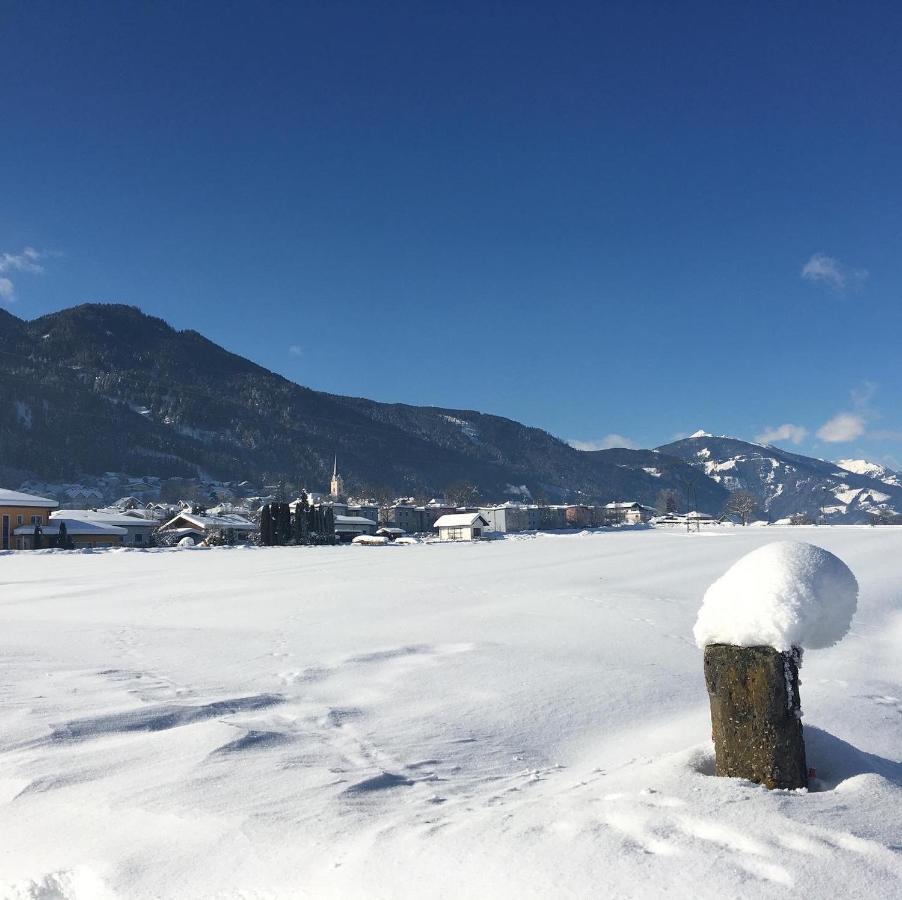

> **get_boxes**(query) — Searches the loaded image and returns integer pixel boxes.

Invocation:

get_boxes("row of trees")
[656,487,760,524]
[259,495,337,546]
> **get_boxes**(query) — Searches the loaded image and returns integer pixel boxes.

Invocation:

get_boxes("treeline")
[259,495,336,546]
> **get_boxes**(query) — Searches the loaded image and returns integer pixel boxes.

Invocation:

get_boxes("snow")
[161,511,256,531]
[1,528,901,898]
[432,512,487,528]
[50,509,157,528]
[693,542,858,651]
[441,415,480,443]
[836,459,901,486]
[690,429,712,438]
[0,488,57,507]
[15,518,128,537]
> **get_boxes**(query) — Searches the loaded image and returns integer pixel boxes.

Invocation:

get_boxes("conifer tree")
[260,503,274,546]
[276,502,291,545]
[324,506,336,544]
[57,521,73,550]
[294,492,309,544]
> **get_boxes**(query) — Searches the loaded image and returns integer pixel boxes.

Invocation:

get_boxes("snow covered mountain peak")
[836,459,901,487]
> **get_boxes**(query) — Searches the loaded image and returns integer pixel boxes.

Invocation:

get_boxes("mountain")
[0,303,716,506]
[657,434,902,523]
[836,459,902,488]
[3,304,895,521]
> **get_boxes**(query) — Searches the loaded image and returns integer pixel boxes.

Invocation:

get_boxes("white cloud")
[801,253,867,293]
[288,345,303,357]
[0,247,44,275]
[569,433,639,451]
[0,247,47,301]
[755,423,808,445]
[850,380,877,410]
[817,413,866,443]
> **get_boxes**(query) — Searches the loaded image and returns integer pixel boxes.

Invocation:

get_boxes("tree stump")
[703,643,807,789]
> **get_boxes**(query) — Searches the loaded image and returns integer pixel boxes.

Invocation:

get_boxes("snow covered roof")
[434,513,490,528]
[15,518,127,536]
[160,512,257,532]
[604,501,641,509]
[334,515,378,526]
[51,509,156,527]
[0,489,58,508]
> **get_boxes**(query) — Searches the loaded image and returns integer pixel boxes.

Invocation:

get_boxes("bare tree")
[723,490,759,525]
[870,507,898,526]
[655,489,678,514]
[444,480,481,507]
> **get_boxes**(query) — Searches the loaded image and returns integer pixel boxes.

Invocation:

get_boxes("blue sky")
[2,1,901,465]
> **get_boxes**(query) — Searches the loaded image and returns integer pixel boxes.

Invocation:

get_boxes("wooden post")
[703,643,807,790]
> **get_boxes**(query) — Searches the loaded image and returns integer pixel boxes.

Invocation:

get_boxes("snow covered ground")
[1,527,901,898]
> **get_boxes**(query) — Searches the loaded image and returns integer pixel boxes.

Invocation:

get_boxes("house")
[376,526,405,540]
[653,510,719,528]
[381,503,423,534]
[14,518,127,550]
[51,508,157,547]
[564,505,593,528]
[158,510,257,544]
[0,488,58,551]
[421,504,458,532]
[347,503,379,523]
[479,503,529,533]
[334,515,378,542]
[537,506,568,530]
[434,512,490,541]
[524,506,544,530]
[603,501,655,525]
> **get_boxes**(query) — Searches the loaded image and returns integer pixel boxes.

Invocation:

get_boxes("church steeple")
[330,455,344,498]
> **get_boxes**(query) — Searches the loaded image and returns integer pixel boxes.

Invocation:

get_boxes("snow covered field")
[1,528,901,898]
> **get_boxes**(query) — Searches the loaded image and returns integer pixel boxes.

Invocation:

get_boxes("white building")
[52,508,157,547]
[603,501,654,525]
[433,512,490,541]
[334,515,378,542]
[159,511,257,544]
[479,504,529,533]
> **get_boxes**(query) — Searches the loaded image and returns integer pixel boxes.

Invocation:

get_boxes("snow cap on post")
[693,542,858,651]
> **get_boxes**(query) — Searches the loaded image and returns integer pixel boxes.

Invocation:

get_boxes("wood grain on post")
[703,643,807,790]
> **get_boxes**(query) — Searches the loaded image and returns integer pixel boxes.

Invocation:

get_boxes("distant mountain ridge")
[0,303,721,507]
[656,434,902,522]
[1,304,897,521]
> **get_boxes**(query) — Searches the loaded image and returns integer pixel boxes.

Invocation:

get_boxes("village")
[0,458,726,551]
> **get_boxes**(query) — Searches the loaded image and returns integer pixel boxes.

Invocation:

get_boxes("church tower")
[330,456,344,499]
